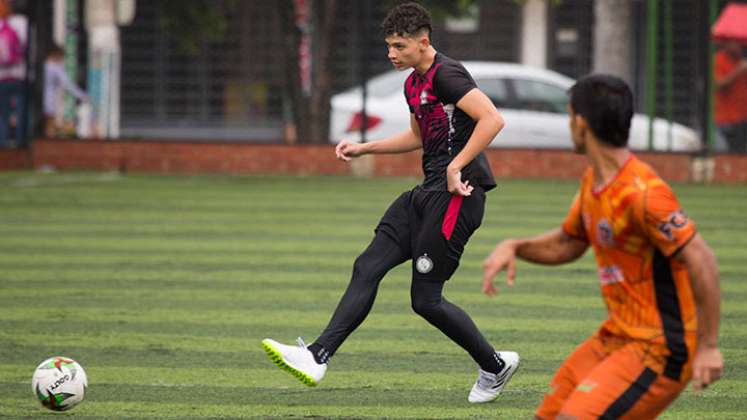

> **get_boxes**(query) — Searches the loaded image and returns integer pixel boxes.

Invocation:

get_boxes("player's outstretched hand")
[482,240,517,297]
[335,140,364,162]
[691,345,723,392]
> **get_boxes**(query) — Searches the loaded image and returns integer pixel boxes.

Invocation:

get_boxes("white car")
[330,62,700,151]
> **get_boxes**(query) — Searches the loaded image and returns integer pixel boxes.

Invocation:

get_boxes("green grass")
[0,171,745,419]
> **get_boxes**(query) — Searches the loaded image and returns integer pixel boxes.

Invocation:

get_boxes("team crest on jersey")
[657,210,688,241]
[416,254,433,274]
[596,218,615,247]
[420,89,429,105]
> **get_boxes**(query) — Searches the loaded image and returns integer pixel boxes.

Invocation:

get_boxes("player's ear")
[575,114,589,137]
[417,33,430,51]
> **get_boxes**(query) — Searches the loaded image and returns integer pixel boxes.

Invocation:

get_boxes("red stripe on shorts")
[441,195,463,241]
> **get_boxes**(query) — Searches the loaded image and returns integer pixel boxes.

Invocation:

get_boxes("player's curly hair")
[381,2,432,37]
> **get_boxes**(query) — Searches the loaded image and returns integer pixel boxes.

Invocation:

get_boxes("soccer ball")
[31,356,88,411]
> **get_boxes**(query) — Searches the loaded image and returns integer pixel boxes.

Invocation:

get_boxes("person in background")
[714,39,747,153]
[44,45,88,138]
[0,0,28,148]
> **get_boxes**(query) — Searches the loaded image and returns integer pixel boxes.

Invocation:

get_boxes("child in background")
[44,45,88,137]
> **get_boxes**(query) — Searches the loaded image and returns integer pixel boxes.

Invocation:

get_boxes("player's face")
[385,34,427,71]
[568,104,586,154]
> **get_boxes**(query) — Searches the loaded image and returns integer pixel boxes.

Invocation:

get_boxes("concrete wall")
[2,139,747,183]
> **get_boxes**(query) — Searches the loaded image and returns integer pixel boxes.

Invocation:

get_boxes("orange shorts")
[535,334,695,420]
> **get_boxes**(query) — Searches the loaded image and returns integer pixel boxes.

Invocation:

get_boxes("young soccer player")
[482,74,723,419]
[263,2,519,403]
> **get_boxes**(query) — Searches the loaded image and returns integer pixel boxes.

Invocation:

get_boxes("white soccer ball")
[31,356,88,411]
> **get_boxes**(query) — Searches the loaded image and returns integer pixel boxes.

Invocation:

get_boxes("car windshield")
[344,70,409,98]
[512,79,568,114]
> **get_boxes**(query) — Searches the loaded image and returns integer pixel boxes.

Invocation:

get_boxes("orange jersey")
[714,50,747,124]
[562,155,697,380]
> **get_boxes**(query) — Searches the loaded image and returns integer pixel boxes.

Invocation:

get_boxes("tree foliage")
[159,0,238,55]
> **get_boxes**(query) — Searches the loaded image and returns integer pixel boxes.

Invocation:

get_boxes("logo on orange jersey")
[657,210,689,241]
[596,218,615,247]
[598,265,624,285]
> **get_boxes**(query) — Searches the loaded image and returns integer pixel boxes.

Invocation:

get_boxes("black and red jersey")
[404,53,496,191]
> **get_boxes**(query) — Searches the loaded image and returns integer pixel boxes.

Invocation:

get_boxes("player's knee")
[411,297,433,318]
[352,254,377,284]
[410,292,440,318]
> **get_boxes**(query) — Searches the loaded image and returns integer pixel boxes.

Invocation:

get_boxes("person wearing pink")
[0,0,27,148]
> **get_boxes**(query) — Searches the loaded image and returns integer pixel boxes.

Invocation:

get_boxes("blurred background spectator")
[714,40,747,153]
[43,45,88,138]
[0,0,27,149]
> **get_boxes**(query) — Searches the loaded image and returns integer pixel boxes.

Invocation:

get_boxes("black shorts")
[375,186,485,282]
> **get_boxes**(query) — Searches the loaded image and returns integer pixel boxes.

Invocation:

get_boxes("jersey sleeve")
[642,182,696,257]
[433,62,476,105]
[561,191,588,241]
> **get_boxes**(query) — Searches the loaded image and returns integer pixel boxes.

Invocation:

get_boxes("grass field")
[0,171,745,419]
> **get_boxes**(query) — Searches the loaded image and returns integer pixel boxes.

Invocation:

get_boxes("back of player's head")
[569,74,633,148]
[381,2,432,38]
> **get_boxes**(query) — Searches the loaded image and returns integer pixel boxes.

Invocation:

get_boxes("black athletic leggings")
[313,232,498,373]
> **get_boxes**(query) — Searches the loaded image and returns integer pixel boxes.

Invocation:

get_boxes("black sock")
[307,343,330,364]
[484,352,505,375]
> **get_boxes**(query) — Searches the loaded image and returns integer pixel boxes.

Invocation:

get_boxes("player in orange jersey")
[482,74,722,420]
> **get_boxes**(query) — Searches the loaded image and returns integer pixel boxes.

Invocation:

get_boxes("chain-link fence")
[2,0,746,153]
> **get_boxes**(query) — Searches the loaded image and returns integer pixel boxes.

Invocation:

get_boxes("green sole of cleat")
[262,340,318,387]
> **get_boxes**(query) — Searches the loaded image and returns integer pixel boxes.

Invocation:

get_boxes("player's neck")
[586,139,631,190]
[414,47,437,74]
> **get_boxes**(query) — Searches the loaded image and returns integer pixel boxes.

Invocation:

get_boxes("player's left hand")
[446,166,473,196]
[691,345,723,392]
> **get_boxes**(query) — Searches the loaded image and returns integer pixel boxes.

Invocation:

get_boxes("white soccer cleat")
[468,351,520,403]
[262,337,327,387]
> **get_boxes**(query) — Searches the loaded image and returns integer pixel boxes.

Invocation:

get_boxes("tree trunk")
[277,0,309,142]
[308,0,337,144]
[592,0,633,85]
[278,0,336,144]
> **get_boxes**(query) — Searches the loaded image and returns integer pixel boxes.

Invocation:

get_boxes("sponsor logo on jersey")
[657,210,688,241]
[598,265,624,285]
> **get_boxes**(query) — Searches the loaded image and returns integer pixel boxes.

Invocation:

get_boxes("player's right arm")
[335,114,421,161]
[482,228,588,296]
[641,182,722,392]
[675,234,722,391]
